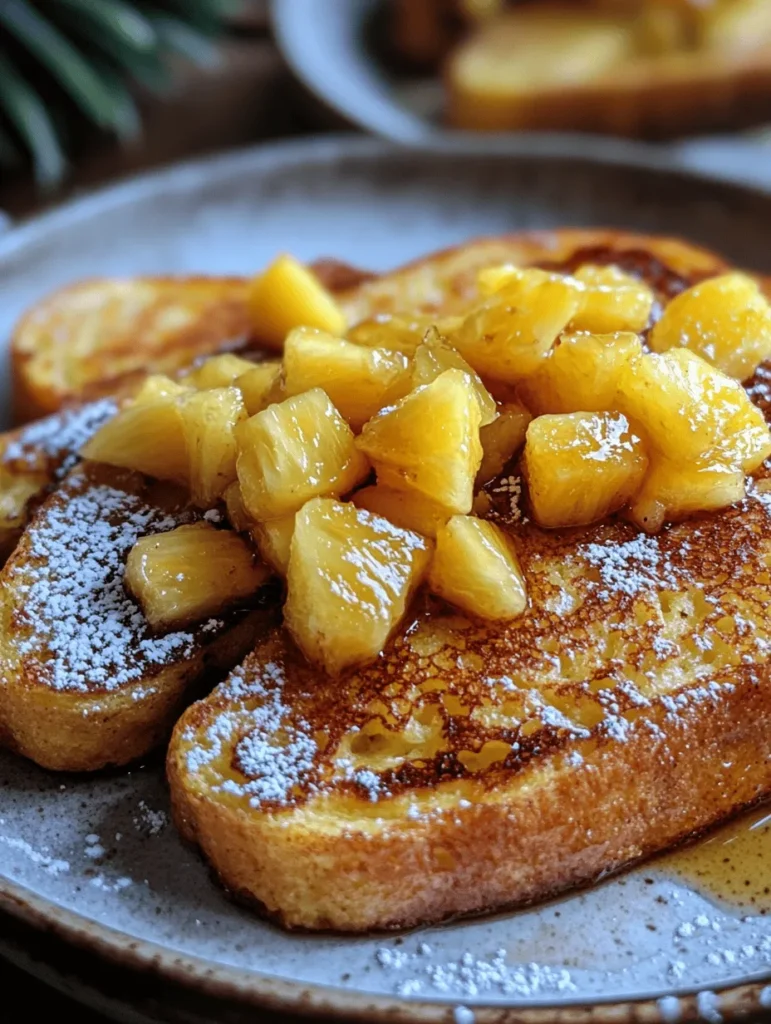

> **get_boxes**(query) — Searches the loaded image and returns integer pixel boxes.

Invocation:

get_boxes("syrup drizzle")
[657,805,771,914]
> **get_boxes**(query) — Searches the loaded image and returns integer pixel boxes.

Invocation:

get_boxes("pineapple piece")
[523,412,648,529]
[235,361,283,415]
[477,400,531,486]
[519,331,642,416]
[236,388,370,521]
[353,484,451,538]
[182,354,256,390]
[348,313,461,354]
[649,272,771,382]
[81,396,188,484]
[125,522,270,629]
[454,271,583,383]
[252,514,296,575]
[223,481,254,534]
[178,387,246,508]
[248,254,346,349]
[477,263,522,297]
[428,515,527,620]
[132,374,192,404]
[283,327,411,430]
[616,348,771,472]
[570,264,653,334]
[356,369,483,514]
[284,498,432,676]
[627,458,745,534]
[412,332,497,425]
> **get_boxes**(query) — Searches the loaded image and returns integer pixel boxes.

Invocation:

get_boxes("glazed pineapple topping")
[81,255,771,677]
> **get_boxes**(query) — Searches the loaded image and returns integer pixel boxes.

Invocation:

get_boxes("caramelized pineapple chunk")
[132,374,192,404]
[125,522,270,629]
[412,332,497,425]
[628,458,745,534]
[284,498,431,676]
[616,348,771,472]
[283,327,411,430]
[524,412,647,528]
[520,331,642,416]
[454,271,583,383]
[223,481,253,534]
[356,369,483,514]
[476,263,522,297]
[429,515,527,620]
[252,514,296,575]
[179,387,246,508]
[236,388,369,521]
[248,254,346,349]
[477,400,531,486]
[235,361,283,415]
[570,264,653,334]
[348,313,460,354]
[81,396,188,484]
[182,354,256,390]
[353,484,451,538]
[649,273,771,382]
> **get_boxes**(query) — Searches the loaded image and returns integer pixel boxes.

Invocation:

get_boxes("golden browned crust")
[168,229,771,932]
[10,260,374,427]
[11,277,252,424]
[0,462,276,771]
[335,228,733,324]
[168,653,771,931]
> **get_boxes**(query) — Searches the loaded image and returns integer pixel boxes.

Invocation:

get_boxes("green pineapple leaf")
[150,15,220,67]
[0,0,139,133]
[0,0,234,187]
[0,48,66,185]
[56,0,157,53]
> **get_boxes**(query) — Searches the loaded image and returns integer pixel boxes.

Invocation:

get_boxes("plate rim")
[2,131,770,265]
[2,133,771,1022]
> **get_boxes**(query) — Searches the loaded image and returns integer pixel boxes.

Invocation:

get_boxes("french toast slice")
[446,0,771,137]
[335,228,732,324]
[11,277,252,423]
[0,398,119,563]
[168,230,771,932]
[0,461,275,771]
[10,261,374,426]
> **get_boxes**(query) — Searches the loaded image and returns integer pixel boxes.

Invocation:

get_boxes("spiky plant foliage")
[0,0,239,186]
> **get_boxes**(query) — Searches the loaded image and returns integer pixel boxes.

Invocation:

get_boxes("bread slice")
[336,227,733,324]
[0,398,119,564]
[10,260,374,426]
[447,2,771,137]
[168,230,771,931]
[11,277,251,423]
[0,461,275,771]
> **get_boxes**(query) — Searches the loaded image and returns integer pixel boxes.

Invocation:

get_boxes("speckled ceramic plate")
[271,0,771,191]
[1,136,771,1023]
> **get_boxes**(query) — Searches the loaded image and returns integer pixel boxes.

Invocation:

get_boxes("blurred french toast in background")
[389,0,771,137]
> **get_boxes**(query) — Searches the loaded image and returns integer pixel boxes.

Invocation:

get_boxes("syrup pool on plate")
[656,805,771,914]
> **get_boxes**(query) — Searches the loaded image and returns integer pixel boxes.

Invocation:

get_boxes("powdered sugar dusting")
[375,944,575,999]
[185,658,317,808]
[9,472,199,692]
[2,398,117,477]
[578,533,680,600]
[0,832,70,876]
